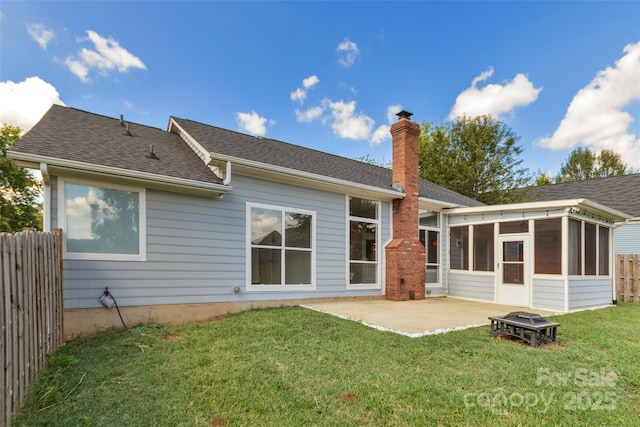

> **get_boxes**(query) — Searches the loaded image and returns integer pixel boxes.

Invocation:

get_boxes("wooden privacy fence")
[616,254,640,303]
[1,228,64,427]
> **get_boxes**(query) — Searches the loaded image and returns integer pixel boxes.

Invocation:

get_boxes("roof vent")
[145,144,159,160]
[124,122,133,137]
[119,114,125,127]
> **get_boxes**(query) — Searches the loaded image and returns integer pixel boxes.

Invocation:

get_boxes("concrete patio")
[302,297,559,338]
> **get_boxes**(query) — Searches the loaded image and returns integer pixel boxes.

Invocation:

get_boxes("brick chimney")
[385,110,425,301]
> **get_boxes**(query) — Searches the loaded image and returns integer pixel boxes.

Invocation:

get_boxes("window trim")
[246,202,316,291]
[419,212,441,287]
[59,178,146,261]
[346,196,381,290]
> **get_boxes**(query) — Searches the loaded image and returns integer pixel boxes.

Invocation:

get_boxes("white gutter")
[40,162,51,232]
[447,198,631,221]
[8,152,230,197]
[214,153,405,200]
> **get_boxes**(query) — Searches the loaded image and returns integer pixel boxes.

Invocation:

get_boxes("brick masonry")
[385,114,426,301]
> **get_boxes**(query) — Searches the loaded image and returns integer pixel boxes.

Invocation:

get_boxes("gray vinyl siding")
[615,223,640,254]
[58,173,390,309]
[447,271,494,301]
[532,277,565,311]
[568,278,613,310]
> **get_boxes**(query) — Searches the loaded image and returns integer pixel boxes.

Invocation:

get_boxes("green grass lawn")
[13,303,640,426]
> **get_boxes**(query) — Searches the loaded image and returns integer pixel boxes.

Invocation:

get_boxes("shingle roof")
[526,174,640,217]
[11,105,222,185]
[172,117,483,207]
[11,105,482,207]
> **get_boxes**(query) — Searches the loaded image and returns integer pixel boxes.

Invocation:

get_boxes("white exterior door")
[497,236,530,307]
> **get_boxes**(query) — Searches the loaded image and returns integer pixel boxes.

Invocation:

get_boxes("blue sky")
[1,1,639,176]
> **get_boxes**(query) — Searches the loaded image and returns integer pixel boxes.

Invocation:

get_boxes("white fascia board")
[217,153,405,201]
[8,152,230,197]
[419,197,465,211]
[446,198,632,221]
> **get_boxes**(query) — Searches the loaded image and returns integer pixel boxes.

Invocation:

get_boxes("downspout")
[223,160,231,185]
[40,162,51,232]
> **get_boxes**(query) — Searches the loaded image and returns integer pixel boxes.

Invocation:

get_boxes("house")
[524,175,640,255]
[8,105,631,336]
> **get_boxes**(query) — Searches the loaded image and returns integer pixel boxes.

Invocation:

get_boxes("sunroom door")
[497,236,530,307]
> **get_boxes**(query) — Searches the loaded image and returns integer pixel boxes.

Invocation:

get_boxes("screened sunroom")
[443,199,631,312]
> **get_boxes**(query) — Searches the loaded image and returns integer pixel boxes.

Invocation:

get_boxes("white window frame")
[346,196,381,290]
[246,202,316,291]
[419,212,441,287]
[58,178,146,261]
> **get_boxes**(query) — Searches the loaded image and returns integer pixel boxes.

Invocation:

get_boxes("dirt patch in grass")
[163,333,182,341]
[339,393,359,404]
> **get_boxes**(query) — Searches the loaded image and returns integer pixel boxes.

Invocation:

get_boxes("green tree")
[554,147,632,182]
[419,115,531,205]
[356,154,392,169]
[1,124,42,232]
[534,171,553,186]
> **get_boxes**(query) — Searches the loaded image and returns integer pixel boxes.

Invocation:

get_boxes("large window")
[450,226,469,270]
[473,224,494,272]
[248,203,315,289]
[419,212,440,285]
[349,197,379,286]
[61,180,145,261]
[534,218,562,274]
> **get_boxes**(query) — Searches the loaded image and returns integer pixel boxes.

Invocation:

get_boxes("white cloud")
[65,30,146,82]
[370,104,403,145]
[303,75,319,89]
[290,88,306,103]
[449,67,541,119]
[295,106,324,123]
[370,125,390,145]
[323,99,373,140]
[236,111,268,136]
[337,38,360,68]
[0,76,65,133]
[290,75,320,104]
[538,40,640,168]
[27,23,54,49]
[386,104,403,124]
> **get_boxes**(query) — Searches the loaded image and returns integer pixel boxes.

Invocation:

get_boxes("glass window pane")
[585,223,597,275]
[599,227,609,276]
[251,248,281,284]
[66,183,140,254]
[350,197,377,219]
[569,219,582,275]
[251,208,282,246]
[350,263,377,284]
[427,230,439,264]
[285,212,311,248]
[504,264,524,285]
[426,265,439,284]
[350,221,377,261]
[450,226,469,270]
[534,218,562,274]
[419,212,438,227]
[473,224,494,271]
[500,221,528,234]
[285,250,311,285]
